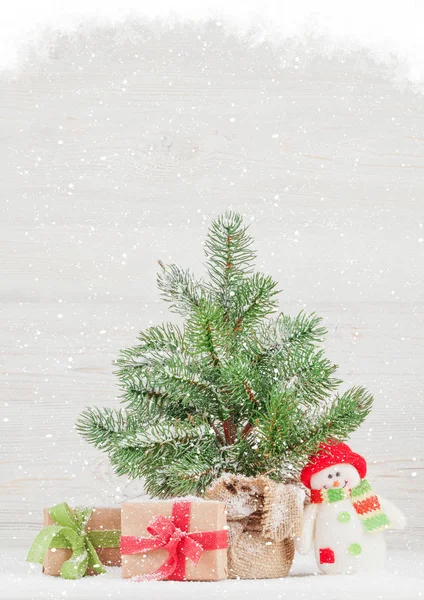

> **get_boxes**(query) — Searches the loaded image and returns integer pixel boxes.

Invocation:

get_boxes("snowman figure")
[295,442,406,574]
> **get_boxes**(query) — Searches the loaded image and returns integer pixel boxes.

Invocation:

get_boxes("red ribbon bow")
[120,500,228,581]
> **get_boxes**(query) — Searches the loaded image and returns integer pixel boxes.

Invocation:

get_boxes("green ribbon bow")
[26,503,121,580]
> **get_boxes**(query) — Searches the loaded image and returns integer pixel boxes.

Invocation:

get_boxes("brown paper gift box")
[121,500,228,581]
[42,507,121,576]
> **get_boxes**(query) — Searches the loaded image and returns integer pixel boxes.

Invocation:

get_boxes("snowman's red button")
[319,548,335,564]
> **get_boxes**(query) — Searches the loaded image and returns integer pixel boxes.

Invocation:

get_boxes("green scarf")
[311,479,391,533]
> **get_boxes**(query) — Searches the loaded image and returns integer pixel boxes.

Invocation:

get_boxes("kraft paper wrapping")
[121,500,228,581]
[42,507,121,576]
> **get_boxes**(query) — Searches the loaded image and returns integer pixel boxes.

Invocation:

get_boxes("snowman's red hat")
[300,442,367,489]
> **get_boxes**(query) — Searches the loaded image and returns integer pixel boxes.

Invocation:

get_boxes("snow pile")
[2,548,423,600]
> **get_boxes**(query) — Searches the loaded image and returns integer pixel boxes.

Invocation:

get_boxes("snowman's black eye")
[336,472,341,477]
[328,474,333,479]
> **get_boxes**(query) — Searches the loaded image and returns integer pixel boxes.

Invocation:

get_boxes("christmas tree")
[77,212,373,498]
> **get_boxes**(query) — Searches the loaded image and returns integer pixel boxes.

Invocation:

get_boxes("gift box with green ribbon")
[27,503,121,579]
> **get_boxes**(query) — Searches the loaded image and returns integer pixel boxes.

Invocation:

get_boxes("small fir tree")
[77,212,372,497]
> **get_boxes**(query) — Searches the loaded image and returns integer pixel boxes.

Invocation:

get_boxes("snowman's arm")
[378,496,407,530]
[294,503,317,555]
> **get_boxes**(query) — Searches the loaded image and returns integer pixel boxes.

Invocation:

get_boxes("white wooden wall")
[1,22,423,551]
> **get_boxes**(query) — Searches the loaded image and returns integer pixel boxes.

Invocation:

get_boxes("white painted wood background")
[1,22,423,553]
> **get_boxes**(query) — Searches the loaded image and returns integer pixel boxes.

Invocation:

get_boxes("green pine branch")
[232,273,280,334]
[157,263,205,316]
[77,212,374,497]
[255,385,373,477]
[76,407,138,452]
[204,212,256,313]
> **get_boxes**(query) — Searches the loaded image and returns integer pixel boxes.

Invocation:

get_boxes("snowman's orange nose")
[333,481,340,488]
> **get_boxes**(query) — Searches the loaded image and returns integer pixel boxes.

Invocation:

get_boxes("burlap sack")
[205,474,303,579]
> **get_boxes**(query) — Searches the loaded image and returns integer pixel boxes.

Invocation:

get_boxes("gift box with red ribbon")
[121,499,228,581]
